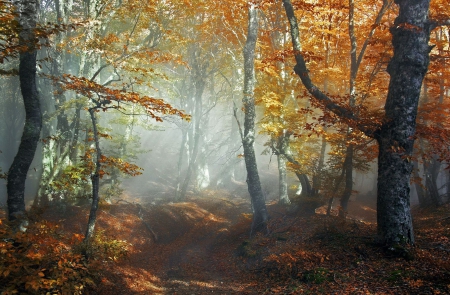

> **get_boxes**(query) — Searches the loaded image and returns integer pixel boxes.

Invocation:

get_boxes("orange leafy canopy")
[59,74,190,122]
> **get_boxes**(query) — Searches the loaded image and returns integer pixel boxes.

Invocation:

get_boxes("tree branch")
[282,0,376,137]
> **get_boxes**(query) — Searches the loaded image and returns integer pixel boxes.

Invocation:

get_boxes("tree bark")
[296,172,312,197]
[84,108,102,242]
[277,154,290,205]
[7,0,42,224]
[339,144,353,217]
[375,0,433,246]
[242,3,268,235]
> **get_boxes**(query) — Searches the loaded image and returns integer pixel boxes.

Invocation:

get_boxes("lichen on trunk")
[242,3,268,235]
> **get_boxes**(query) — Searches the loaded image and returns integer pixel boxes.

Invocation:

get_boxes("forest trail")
[92,191,259,294]
[26,191,450,294]
[154,196,253,293]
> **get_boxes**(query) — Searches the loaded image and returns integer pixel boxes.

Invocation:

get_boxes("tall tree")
[282,0,436,247]
[7,0,42,225]
[241,3,268,234]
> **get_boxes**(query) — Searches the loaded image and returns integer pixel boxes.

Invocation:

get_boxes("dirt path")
[160,231,236,293]
[92,195,256,294]
[154,198,254,294]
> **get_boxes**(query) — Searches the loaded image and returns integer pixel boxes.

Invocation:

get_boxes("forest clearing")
[1,0,450,294]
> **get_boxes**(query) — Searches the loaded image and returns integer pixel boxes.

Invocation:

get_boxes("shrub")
[0,219,94,295]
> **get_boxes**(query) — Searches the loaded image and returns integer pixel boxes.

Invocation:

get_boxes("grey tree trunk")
[296,172,312,197]
[179,72,205,199]
[242,4,268,234]
[84,108,101,242]
[375,0,433,246]
[277,131,290,204]
[277,154,290,205]
[7,0,42,224]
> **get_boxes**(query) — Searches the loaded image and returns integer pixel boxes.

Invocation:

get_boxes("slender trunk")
[242,3,268,234]
[212,110,241,187]
[339,144,353,217]
[277,154,290,204]
[84,108,101,242]
[7,0,41,225]
[295,172,312,197]
[277,131,290,204]
[313,132,327,196]
[179,78,205,199]
[69,104,82,163]
[413,160,427,207]
[175,128,187,199]
[196,109,210,191]
[424,156,442,206]
[338,0,359,218]
[326,163,346,216]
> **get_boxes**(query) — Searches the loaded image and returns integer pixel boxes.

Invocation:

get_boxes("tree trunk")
[179,75,205,199]
[84,108,101,242]
[175,128,188,199]
[212,110,241,188]
[413,160,427,207]
[296,172,312,197]
[312,133,327,196]
[375,0,432,246]
[7,0,42,225]
[242,3,268,235]
[277,154,290,205]
[339,144,353,218]
[424,156,442,207]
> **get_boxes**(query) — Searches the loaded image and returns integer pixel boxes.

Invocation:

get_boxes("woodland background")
[1,0,450,294]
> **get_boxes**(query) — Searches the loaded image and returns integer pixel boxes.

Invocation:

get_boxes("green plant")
[77,229,130,261]
[302,267,331,284]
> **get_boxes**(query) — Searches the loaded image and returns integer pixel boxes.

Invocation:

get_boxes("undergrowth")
[0,217,129,295]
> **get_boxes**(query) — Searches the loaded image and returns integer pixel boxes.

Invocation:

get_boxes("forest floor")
[5,190,450,294]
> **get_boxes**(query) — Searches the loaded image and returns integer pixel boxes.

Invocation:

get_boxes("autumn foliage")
[1,0,450,293]
[0,219,93,294]
[0,213,130,295]
[2,194,449,294]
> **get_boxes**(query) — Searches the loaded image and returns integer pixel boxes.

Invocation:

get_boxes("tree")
[7,0,41,227]
[240,2,268,234]
[339,0,393,218]
[58,74,188,241]
[282,0,439,247]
